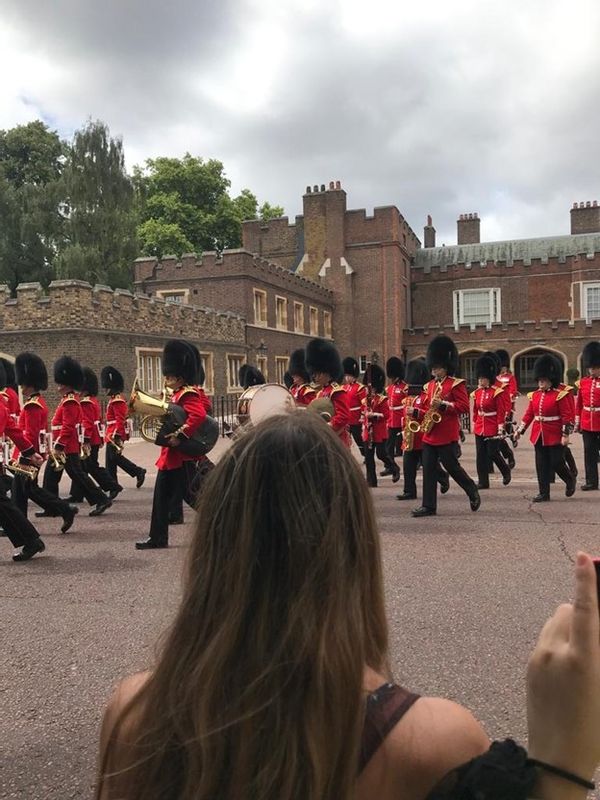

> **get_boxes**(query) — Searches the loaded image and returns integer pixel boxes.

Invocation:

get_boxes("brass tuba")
[307,397,335,422]
[128,379,170,443]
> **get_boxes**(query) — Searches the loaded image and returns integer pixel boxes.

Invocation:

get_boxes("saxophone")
[402,397,421,452]
[419,380,444,434]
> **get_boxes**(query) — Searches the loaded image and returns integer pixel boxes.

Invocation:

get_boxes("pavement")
[2,417,600,799]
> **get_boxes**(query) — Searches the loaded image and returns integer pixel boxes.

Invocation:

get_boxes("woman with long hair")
[97,411,600,800]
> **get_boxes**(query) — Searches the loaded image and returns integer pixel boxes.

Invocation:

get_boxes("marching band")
[2,333,599,562]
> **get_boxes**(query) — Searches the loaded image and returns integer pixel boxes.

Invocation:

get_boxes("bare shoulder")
[100,671,150,746]
[390,695,490,796]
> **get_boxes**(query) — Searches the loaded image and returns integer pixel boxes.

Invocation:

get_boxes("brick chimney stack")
[571,201,600,235]
[423,215,436,248]
[457,213,480,245]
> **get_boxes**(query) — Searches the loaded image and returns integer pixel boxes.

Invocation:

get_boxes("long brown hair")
[98,411,389,800]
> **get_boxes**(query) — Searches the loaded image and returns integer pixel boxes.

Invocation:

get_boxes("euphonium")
[419,380,444,434]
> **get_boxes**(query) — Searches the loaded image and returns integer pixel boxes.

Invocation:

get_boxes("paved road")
[1,426,599,799]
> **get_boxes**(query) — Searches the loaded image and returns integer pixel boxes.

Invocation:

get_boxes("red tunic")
[361,393,390,443]
[316,383,350,447]
[197,387,212,414]
[0,401,35,456]
[401,394,425,451]
[520,386,575,446]
[343,381,367,425]
[386,380,409,429]
[156,385,208,470]
[496,371,518,401]
[576,376,600,432]
[472,386,507,437]
[80,396,104,446]
[52,393,82,454]
[291,383,316,407]
[105,395,130,442]
[1,386,21,424]
[410,377,469,446]
[13,394,48,459]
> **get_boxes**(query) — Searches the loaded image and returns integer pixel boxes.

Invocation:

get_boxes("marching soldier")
[0,357,21,422]
[515,354,576,502]
[288,349,316,406]
[305,338,351,447]
[101,366,146,490]
[136,339,209,550]
[396,358,450,501]
[67,368,122,503]
[12,352,78,533]
[384,356,408,471]
[576,341,600,491]
[495,349,518,470]
[43,356,112,516]
[410,335,480,517]
[0,359,46,562]
[361,364,399,487]
[471,354,512,489]
[342,356,366,454]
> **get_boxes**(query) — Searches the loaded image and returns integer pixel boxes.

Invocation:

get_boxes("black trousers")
[0,484,42,550]
[365,442,397,487]
[534,442,574,496]
[582,430,600,488]
[403,449,448,497]
[422,442,476,512]
[12,472,71,518]
[475,435,511,487]
[105,442,141,482]
[386,428,402,461]
[149,462,200,544]
[43,453,106,506]
[69,444,120,501]
[349,424,365,456]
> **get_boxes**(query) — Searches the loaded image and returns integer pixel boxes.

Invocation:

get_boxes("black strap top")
[359,683,420,774]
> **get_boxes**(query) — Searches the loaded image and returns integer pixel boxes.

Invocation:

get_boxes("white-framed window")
[199,352,214,394]
[253,288,267,326]
[582,283,600,323]
[275,296,288,329]
[257,355,268,380]
[309,306,319,336]
[227,354,245,392]
[453,288,501,326]
[294,301,304,333]
[156,288,189,304]
[136,348,163,394]
[323,310,332,338]
[359,355,367,372]
[275,356,288,384]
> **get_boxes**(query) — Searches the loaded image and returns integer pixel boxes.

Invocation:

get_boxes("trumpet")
[49,449,67,470]
[6,459,39,480]
[419,380,444,434]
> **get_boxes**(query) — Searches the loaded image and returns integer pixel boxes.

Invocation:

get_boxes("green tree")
[57,120,138,287]
[135,154,282,256]
[259,201,284,221]
[0,121,66,291]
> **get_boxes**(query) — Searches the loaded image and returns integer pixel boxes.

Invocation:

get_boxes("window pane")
[462,291,492,324]
[587,287,600,319]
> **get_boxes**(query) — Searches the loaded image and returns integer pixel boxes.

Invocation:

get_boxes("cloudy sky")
[2,0,599,246]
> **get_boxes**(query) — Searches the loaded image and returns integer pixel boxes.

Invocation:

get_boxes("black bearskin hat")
[475,355,498,383]
[364,364,385,393]
[283,371,293,389]
[162,339,197,385]
[239,364,266,389]
[188,343,205,386]
[305,338,343,381]
[0,358,17,390]
[342,356,360,378]
[81,367,99,397]
[54,356,84,390]
[15,352,48,391]
[289,349,310,383]
[406,358,429,392]
[426,335,458,375]
[386,356,405,381]
[101,366,124,393]
[495,349,510,369]
[481,350,501,372]
[533,354,562,388]
[582,341,600,369]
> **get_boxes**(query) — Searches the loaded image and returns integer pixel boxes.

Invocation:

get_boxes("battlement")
[344,206,420,249]
[406,317,600,341]
[134,248,332,299]
[0,281,246,341]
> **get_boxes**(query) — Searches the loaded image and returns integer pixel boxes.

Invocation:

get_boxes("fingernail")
[577,552,586,567]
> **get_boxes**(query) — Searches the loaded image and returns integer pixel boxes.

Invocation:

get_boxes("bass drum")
[237,383,296,426]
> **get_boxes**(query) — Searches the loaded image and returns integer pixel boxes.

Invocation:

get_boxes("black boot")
[13,538,46,562]
[61,505,79,534]
[135,538,168,550]
[136,469,147,489]
[532,493,550,503]
[411,506,436,517]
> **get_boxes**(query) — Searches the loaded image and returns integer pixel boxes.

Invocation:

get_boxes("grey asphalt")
[1,422,598,799]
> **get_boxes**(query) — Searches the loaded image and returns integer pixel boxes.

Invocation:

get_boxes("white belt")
[51,425,61,431]
[478,411,496,417]
[534,415,560,421]
[350,406,361,411]
[390,406,404,410]
[584,406,600,412]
